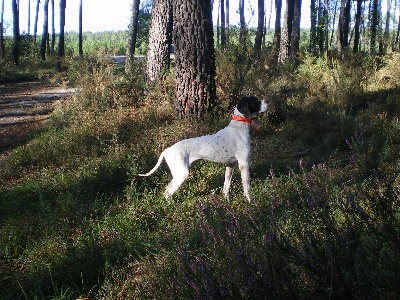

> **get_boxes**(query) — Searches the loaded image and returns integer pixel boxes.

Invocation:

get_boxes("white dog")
[139,96,268,201]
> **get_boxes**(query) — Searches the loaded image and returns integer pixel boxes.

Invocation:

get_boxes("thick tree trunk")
[336,0,350,56]
[278,0,293,64]
[40,0,49,61]
[146,0,172,82]
[58,0,66,58]
[12,0,20,65]
[173,0,217,119]
[253,0,265,57]
[289,0,301,59]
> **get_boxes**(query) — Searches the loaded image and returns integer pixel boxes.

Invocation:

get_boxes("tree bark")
[58,0,66,58]
[239,0,246,44]
[173,0,217,119]
[289,0,301,59]
[253,0,265,57]
[274,0,282,53]
[370,0,379,53]
[79,0,83,56]
[51,0,55,53]
[12,0,20,65]
[40,0,49,61]
[225,0,229,43]
[146,0,172,82]
[278,0,293,64]
[34,0,40,43]
[0,0,5,59]
[28,0,31,38]
[310,0,318,53]
[336,0,350,56]
[125,0,140,73]
[220,0,226,47]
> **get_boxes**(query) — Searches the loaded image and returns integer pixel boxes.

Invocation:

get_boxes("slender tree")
[58,0,66,58]
[354,0,363,52]
[370,0,379,53]
[0,0,5,59]
[126,0,140,73]
[51,0,55,53]
[220,0,226,47]
[12,0,20,65]
[34,0,40,43]
[239,0,246,44]
[225,0,229,43]
[274,0,282,53]
[28,0,31,38]
[79,0,83,56]
[173,0,217,118]
[40,0,49,61]
[310,0,318,53]
[253,0,265,57]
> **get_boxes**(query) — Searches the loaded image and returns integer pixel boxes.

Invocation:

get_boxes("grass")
[1,49,399,299]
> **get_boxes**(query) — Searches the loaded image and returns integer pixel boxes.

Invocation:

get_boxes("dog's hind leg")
[164,170,189,200]
[163,152,190,200]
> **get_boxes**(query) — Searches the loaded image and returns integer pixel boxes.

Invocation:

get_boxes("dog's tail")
[138,151,165,177]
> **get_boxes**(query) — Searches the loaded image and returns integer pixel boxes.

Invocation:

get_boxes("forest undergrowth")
[1,49,399,299]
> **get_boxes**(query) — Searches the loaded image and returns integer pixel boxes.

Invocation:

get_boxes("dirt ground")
[0,79,75,157]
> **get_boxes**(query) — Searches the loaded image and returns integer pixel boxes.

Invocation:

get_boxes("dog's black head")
[236,96,268,118]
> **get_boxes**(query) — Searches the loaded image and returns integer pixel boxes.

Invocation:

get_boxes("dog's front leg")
[239,164,252,202]
[223,165,234,199]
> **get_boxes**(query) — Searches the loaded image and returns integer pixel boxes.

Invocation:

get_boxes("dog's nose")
[260,100,268,112]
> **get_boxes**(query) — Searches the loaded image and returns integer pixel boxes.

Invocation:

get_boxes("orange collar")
[232,114,252,123]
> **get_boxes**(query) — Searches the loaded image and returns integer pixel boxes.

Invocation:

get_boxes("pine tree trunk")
[146,0,172,82]
[278,0,293,64]
[354,0,363,52]
[310,0,318,53]
[239,0,246,44]
[51,0,55,53]
[125,0,140,73]
[34,0,40,43]
[370,0,379,53]
[289,0,301,59]
[28,0,31,38]
[274,0,282,53]
[12,0,20,65]
[40,0,49,61]
[173,0,217,119]
[58,0,66,58]
[253,0,265,57]
[225,0,229,43]
[79,0,83,56]
[0,0,5,59]
[220,0,226,47]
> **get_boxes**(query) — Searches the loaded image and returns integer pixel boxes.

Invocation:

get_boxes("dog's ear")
[237,97,251,118]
